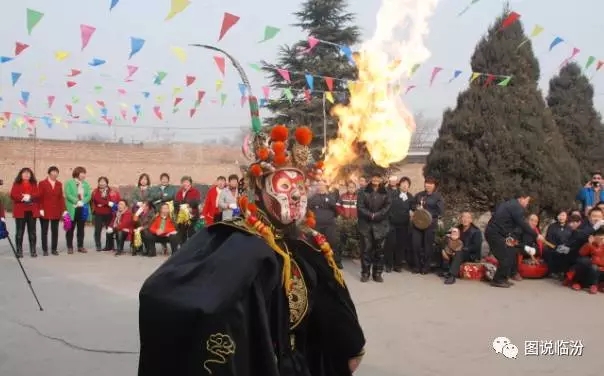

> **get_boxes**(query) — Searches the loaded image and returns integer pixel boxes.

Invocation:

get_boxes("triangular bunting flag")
[11,72,21,86]
[80,24,96,50]
[55,51,70,61]
[189,108,196,118]
[325,92,334,103]
[129,37,145,59]
[497,76,512,86]
[586,56,597,70]
[277,69,290,82]
[186,75,196,86]
[174,97,183,106]
[89,58,106,66]
[15,42,29,56]
[165,0,191,21]
[470,72,481,82]
[197,90,206,102]
[170,46,187,62]
[66,81,77,88]
[324,77,334,91]
[305,74,314,90]
[214,55,226,76]
[26,8,44,35]
[259,26,280,43]
[0,57,13,63]
[218,12,240,41]
[68,69,81,77]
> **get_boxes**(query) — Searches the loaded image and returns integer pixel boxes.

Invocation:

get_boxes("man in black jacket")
[308,180,343,268]
[442,212,483,285]
[485,192,545,288]
[357,174,392,282]
[385,177,413,273]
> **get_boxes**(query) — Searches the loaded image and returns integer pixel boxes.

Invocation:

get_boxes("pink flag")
[105,117,113,126]
[304,89,311,103]
[124,79,134,83]
[65,104,73,113]
[96,100,105,107]
[197,90,206,102]
[186,75,196,86]
[19,100,27,108]
[131,116,138,124]
[66,81,77,88]
[120,109,127,119]
[308,36,319,50]
[47,95,55,108]
[218,12,240,41]
[560,47,581,68]
[597,60,604,71]
[429,67,443,86]
[261,86,270,99]
[117,88,127,95]
[404,85,416,95]
[189,108,196,118]
[174,97,183,106]
[277,68,290,82]
[80,24,96,50]
[68,69,81,77]
[214,56,225,76]
[240,96,247,107]
[153,106,163,120]
[126,65,138,78]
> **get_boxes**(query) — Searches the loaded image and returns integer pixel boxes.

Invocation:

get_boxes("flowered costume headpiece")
[238,124,343,292]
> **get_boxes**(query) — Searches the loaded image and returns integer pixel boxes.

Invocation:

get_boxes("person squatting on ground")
[570,227,604,294]
[485,192,546,288]
[357,174,392,283]
[10,167,39,258]
[138,124,365,376]
[410,177,444,274]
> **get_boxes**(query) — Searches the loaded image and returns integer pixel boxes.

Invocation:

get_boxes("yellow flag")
[325,91,334,103]
[53,116,61,124]
[39,75,47,83]
[120,102,128,108]
[165,0,191,21]
[470,72,481,82]
[530,25,544,38]
[156,95,165,103]
[54,51,70,61]
[172,87,182,96]
[0,117,6,128]
[170,46,187,62]
[216,79,223,91]
[16,117,25,127]
[85,105,95,116]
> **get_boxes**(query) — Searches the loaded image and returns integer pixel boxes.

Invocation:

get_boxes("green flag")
[259,26,280,43]
[410,63,420,76]
[497,76,512,86]
[94,85,103,93]
[72,96,80,104]
[585,56,597,70]
[220,93,227,106]
[283,88,293,103]
[26,8,44,35]
[249,63,262,71]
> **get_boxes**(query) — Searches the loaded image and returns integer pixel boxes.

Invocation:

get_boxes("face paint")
[261,169,307,225]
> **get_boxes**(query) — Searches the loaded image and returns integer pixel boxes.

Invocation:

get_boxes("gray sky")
[1,0,602,143]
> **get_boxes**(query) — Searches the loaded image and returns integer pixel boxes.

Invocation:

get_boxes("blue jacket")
[575,187,604,209]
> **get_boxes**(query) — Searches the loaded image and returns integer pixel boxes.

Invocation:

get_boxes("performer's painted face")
[261,169,307,225]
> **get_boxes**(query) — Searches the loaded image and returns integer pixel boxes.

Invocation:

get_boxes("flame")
[324,0,439,181]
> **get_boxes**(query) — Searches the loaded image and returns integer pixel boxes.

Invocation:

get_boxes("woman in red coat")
[91,176,121,252]
[10,167,40,258]
[38,166,66,256]
[106,199,133,256]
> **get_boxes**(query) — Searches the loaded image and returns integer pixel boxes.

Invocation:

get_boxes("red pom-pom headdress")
[242,124,323,182]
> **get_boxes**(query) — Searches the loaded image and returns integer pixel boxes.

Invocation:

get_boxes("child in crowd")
[572,227,604,294]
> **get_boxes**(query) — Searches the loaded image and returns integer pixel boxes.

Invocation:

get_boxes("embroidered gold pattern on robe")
[203,333,236,374]
[288,259,309,329]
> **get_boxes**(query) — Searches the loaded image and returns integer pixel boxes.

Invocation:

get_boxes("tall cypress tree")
[546,62,604,179]
[262,0,360,151]
[423,9,581,214]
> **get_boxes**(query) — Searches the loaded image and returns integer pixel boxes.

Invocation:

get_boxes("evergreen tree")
[546,62,604,179]
[423,9,581,215]
[262,0,360,151]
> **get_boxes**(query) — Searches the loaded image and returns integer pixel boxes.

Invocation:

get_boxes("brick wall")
[0,137,242,190]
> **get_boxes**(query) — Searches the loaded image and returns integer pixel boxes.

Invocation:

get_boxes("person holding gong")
[410,176,444,274]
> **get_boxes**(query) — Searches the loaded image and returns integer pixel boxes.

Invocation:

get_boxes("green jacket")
[130,186,152,206]
[150,184,177,205]
[64,178,92,220]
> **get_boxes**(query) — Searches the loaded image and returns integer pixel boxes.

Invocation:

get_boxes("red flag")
[597,60,604,71]
[324,77,334,91]
[174,97,183,106]
[4,112,11,121]
[66,81,77,88]
[197,90,206,102]
[189,108,196,118]
[65,104,73,113]
[96,100,105,107]
[483,74,495,87]
[186,75,196,86]
[15,42,29,56]
[68,69,81,77]
[153,106,163,120]
[218,12,240,41]
[304,89,311,103]
[501,11,520,29]
[47,95,55,108]
[132,116,138,124]
[214,56,225,76]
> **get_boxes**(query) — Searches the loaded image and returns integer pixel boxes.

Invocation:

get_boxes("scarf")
[22,180,32,194]
[115,210,123,227]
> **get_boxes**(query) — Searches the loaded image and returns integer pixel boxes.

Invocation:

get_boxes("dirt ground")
[1,219,603,376]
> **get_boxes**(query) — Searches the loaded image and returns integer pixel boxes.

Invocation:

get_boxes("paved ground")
[1,219,603,376]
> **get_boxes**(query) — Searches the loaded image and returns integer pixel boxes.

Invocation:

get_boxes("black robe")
[138,221,365,376]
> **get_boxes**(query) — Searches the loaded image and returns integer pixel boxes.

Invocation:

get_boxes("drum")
[459,262,486,280]
[412,208,432,230]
